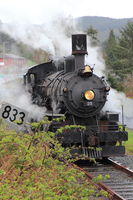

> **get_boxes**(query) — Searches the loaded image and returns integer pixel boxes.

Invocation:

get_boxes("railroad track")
[76,157,133,200]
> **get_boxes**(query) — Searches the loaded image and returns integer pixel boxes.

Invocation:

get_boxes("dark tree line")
[104,21,133,91]
[86,22,133,92]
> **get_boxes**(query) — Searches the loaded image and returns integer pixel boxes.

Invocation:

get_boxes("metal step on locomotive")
[24,34,128,158]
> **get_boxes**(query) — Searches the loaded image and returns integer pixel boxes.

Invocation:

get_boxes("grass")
[124,128,133,155]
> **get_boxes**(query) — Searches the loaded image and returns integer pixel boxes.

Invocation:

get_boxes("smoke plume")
[0,15,79,123]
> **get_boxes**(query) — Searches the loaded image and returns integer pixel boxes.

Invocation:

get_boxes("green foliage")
[124,128,133,154]
[104,22,133,91]
[86,25,99,46]
[52,115,66,122]
[0,120,109,199]
[96,190,108,198]
[56,125,86,135]
[104,30,119,74]
[93,174,110,182]
[0,169,5,175]
[108,74,124,91]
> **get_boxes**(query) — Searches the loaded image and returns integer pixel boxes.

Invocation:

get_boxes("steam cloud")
[0,70,46,121]
[0,15,78,123]
[0,14,133,128]
[1,16,77,58]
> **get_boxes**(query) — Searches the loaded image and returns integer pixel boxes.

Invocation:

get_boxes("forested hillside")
[103,22,133,96]
[77,16,133,42]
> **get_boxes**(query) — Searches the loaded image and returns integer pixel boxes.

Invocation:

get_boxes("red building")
[0,54,27,67]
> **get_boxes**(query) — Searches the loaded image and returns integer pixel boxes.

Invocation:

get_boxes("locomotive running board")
[44,113,65,117]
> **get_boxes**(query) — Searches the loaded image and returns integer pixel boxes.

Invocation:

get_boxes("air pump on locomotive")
[24,34,128,158]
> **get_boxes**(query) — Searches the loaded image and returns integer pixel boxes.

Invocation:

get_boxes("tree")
[104,30,123,90]
[119,21,133,71]
[33,48,49,63]
[104,23,133,91]
[86,25,99,46]
[104,30,117,69]
[106,30,117,49]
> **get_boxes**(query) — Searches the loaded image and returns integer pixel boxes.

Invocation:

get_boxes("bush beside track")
[0,119,108,200]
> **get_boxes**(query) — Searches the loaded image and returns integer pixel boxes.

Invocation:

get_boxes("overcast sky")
[0,0,133,24]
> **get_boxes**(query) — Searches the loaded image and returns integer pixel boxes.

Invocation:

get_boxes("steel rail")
[108,158,133,178]
[73,163,125,200]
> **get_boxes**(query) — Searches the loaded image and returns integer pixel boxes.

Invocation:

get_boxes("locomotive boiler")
[24,34,128,158]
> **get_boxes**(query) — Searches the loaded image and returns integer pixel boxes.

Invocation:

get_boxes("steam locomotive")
[24,34,128,158]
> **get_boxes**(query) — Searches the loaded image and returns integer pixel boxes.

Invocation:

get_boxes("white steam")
[1,16,77,58]
[103,89,133,128]
[0,71,46,121]
[0,15,79,122]
[85,43,106,77]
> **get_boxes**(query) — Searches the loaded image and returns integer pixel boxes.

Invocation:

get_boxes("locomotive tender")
[24,34,128,158]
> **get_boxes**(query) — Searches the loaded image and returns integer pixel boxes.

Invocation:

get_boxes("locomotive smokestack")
[72,34,87,55]
[72,34,88,71]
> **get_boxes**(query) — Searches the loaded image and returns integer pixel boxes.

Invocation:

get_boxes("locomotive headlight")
[84,90,95,100]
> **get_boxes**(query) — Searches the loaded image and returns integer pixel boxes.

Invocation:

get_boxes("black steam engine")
[24,34,128,158]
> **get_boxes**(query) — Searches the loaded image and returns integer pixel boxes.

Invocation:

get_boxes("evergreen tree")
[104,23,133,91]
[86,25,99,46]
[104,30,125,90]
[119,21,133,73]
[105,30,117,68]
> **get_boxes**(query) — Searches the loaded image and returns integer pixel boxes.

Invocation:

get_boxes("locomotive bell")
[78,65,93,77]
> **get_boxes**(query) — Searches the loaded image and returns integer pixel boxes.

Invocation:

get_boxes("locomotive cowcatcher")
[24,34,128,158]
